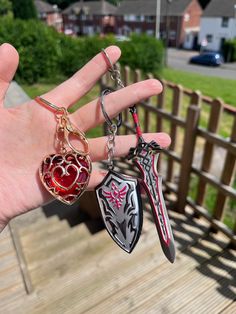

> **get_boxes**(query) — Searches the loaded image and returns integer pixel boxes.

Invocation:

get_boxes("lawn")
[161,68,236,107]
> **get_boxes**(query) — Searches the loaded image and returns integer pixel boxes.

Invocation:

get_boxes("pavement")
[167,48,236,80]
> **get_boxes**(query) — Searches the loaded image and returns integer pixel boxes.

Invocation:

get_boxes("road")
[167,48,236,80]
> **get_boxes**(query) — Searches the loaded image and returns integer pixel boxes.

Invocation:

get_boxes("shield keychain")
[95,89,143,253]
[102,49,176,263]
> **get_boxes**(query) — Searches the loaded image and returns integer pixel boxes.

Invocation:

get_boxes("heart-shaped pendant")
[35,96,92,205]
[40,152,92,205]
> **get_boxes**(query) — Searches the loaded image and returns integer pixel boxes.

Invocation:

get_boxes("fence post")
[167,84,183,183]
[196,98,223,206]
[191,90,201,107]
[156,79,166,133]
[213,115,236,222]
[176,105,200,213]
[123,66,131,135]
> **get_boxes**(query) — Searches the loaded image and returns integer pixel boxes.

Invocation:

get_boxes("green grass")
[188,175,236,230]
[161,68,236,107]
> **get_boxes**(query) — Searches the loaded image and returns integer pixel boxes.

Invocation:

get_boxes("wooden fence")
[100,65,236,247]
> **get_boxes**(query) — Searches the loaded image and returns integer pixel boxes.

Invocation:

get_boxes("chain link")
[107,123,117,170]
[110,68,125,89]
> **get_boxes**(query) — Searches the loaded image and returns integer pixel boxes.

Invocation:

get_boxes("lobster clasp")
[56,109,89,156]
[64,119,89,156]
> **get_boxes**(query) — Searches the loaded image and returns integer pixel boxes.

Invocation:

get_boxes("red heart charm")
[40,152,92,205]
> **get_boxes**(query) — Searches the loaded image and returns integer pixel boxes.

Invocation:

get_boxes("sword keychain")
[95,89,143,253]
[102,49,176,263]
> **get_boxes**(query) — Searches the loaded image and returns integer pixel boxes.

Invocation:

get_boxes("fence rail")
[100,65,236,246]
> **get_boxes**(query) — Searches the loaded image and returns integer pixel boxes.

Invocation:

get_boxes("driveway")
[167,48,236,80]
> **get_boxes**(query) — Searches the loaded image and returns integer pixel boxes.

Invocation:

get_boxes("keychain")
[35,96,92,205]
[95,89,143,253]
[102,50,176,263]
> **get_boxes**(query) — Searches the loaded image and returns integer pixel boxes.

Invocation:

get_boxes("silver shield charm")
[95,170,143,253]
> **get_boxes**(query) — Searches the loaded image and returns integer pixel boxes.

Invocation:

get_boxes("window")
[69,14,77,21]
[184,13,190,22]
[222,17,229,27]
[124,14,144,22]
[206,34,213,43]
[135,15,144,22]
[169,31,176,40]
[145,16,155,23]
[124,14,136,22]
[146,29,154,35]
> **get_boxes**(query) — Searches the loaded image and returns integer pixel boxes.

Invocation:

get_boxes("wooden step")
[19,215,63,237]
[23,215,209,313]
[174,248,236,314]
[23,210,155,288]
[221,301,236,314]
[128,235,232,314]
[0,227,26,309]
[1,212,230,314]
[82,233,229,314]
[25,225,163,313]
[19,218,73,250]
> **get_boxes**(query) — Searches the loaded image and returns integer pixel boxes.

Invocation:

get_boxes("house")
[62,0,202,49]
[62,0,117,36]
[116,0,202,48]
[199,0,236,52]
[35,0,63,32]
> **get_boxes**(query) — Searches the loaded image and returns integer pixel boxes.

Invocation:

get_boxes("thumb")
[0,43,19,104]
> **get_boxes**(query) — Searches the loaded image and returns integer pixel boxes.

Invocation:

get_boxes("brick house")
[199,0,236,52]
[62,0,117,35]
[116,0,202,48]
[62,0,202,48]
[35,0,63,32]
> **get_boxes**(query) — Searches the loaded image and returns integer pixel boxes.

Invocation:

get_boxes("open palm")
[0,43,170,230]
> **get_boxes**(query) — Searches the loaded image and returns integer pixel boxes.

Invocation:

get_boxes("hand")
[0,43,170,230]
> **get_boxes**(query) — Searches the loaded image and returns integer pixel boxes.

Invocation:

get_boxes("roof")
[116,0,194,16]
[35,0,58,14]
[202,0,236,18]
[63,1,117,15]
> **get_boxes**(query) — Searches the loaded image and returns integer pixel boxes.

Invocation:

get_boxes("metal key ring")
[100,89,122,128]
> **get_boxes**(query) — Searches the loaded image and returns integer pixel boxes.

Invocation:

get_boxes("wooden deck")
[0,198,235,314]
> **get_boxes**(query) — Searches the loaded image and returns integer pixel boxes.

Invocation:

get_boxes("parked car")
[189,52,224,66]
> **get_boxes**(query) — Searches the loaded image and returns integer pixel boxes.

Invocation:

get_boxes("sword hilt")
[127,139,162,160]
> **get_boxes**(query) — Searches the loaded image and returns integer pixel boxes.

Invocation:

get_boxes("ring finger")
[88,133,171,162]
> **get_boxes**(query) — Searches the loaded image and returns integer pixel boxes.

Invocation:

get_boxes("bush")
[58,34,116,76]
[0,17,164,83]
[117,34,164,75]
[222,39,236,62]
[0,17,61,83]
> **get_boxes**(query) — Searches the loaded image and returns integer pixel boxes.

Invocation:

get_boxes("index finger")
[42,46,121,108]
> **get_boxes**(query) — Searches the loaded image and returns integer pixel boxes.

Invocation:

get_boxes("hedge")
[0,16,164,83]
[222,39,236,62]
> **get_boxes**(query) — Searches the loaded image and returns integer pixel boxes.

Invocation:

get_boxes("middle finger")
[71,79,163,132]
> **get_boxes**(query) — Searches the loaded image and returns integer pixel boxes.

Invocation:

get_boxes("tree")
[11,0,38,19]
[0,0,12,16]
